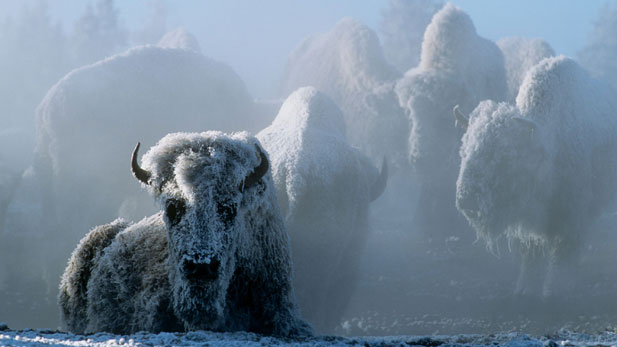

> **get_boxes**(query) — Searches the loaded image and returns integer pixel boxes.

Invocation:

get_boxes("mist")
[2,0,617,340]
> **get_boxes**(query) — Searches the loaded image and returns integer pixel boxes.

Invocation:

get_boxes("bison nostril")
[183,259,220,280]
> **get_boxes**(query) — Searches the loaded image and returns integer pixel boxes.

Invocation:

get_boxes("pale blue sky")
[0,1,609,97]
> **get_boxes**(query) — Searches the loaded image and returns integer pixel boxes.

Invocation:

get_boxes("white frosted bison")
[455,56,617,296]
[395,3,508,242]
[59,131,312,336]
[280,18,408,166]
[257,87,387,333]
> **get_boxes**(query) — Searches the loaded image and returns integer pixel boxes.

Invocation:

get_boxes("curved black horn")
[370,156,388,202]
[453,105,469,129]
[243,145,269,189]
[131,142,151,185]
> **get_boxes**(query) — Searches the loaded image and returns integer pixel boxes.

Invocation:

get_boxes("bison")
[59,131,312,336]
[257,87,387,332]
[455,56,617,296]
[395,3,508,243]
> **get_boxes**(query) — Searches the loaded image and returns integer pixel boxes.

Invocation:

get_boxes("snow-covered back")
[257,87,381,220]
[257,87,385,333]
[497,37,555,101]
[157,28,202,53]
[280,18,408,165]
[257,87,349,212]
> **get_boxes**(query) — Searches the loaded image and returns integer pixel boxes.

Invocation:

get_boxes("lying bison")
[59,131,312,336]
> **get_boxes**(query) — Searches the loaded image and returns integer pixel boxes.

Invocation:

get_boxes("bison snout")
[183,258,220,281]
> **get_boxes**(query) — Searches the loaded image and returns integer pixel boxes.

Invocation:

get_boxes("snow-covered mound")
[2,327,614,346]
[157,27,202,53]
[257,87,386,333]
[497,37,555,101]
[280,18,408,165]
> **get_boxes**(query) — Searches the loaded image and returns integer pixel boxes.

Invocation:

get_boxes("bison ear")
[370,156,388,202]
[453,105,469,129]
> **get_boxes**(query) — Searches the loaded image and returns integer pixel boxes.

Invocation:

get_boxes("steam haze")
[2,0,617,340]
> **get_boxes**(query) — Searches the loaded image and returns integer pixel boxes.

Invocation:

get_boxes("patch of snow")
[3,328,615,346]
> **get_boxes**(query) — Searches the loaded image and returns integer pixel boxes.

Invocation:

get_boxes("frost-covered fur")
[280,18,408,166]
[59,132,312,336]
[395,3,508,239]
[257,87,386,333]
[497,37,555,101]
[456,56,617,296]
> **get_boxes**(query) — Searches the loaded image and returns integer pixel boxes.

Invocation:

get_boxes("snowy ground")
[5,326,617,347]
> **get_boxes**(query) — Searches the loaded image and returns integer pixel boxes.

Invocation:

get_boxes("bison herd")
[2,2,617,338]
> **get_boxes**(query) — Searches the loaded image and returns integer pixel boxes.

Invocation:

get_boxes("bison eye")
[217,200,237,226]
[165,199,186,226]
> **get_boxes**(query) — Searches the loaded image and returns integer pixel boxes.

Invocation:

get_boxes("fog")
[3,0,617,338]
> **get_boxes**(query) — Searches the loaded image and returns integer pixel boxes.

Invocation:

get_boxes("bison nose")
[183,258,220,280]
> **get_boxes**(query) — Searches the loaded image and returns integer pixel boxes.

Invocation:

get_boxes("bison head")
[131,131,270,330]
[455,101,554,248]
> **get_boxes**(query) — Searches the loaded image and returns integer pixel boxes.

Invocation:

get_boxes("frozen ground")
[335,219,617,337]
[4,326,617,347]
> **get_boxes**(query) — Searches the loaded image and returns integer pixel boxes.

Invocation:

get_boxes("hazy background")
[0,0,602,99]
[2,0,617,336]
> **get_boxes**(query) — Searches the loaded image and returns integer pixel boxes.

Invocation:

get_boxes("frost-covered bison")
[59,132,312,336]
[6,43,259,329]
[281,18,408,165]
[257,87,387,333]
[455,56,617,296]
[395,4,508,242]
